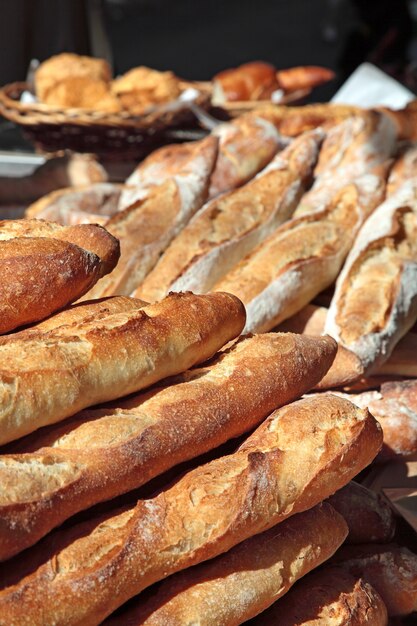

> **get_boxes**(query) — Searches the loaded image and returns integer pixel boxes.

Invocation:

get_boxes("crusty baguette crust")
[136,130,322,302]
[335,380,417,461]
[0,333,336,560]
[208,115,282,198]
[119,137,218,212]
[84,136,219,298]
[0,394,382,625]
[325,181,417,373]
[327,481,395,544]
[104,504,347,626]
[330,544,417,616]
[215,173,385,333]
[0,292,245,445]
[254,565,388,625]
[25,183,124,225]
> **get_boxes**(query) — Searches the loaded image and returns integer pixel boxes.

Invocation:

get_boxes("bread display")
[253,565,388,625]
[326,481,396,544]
[325,180,417,374]
[0,219,120,333]
[83,135,218,298]
[25,183,124,226]
[215,169,386,333]
[0,394,382,624]
[330,544,417,616]
[0,333,336,560]
[136,129,322,302]
[208,114,283,198]
[104,504,347,626]
[0,291,245,445]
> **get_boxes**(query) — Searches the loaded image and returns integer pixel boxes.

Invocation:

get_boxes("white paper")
[331,62,415,110]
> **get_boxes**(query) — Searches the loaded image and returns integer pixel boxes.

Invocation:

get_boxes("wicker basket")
[0,82,212,159]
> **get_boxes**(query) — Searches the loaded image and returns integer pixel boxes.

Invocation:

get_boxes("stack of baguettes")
[4,101,417,624]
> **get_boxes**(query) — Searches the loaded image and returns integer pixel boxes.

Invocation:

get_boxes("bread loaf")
[212,61,279,104]
[334,380,417,461]
[253,565,388,625]
[330,544,417,616]
[325,180,417,373]
[208,114,283,198]
[136,129,323,302]
[25,183,124,226]
[215,170,386,333]
[0,291,245,445]
[327,481,396,543]
[387,143,417,194]
[119,136,219,212]
[276,65,335,92]
[0,219,120,333]
[0,333,336,560]
[104,503,347,626]
[83,136,218,298]
[0,394,382,624]
[296,112,396,214]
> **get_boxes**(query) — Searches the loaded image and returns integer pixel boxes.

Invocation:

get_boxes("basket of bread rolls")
[1,82,417,624]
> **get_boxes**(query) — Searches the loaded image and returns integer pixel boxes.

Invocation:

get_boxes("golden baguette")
[0,219,120,334]
[330,544,417,616]
[296,112,396,214]
[104,503,347,626]
[253,565,388,625]
[0,333,336,560]
[327,481,395,544]
[0,291,245,445]
[84,135,218,298]
[208,114,283,198]
[136,129,322,302]
[25,183,124,225]
[0,394,382,624]
[325,180,417,373]
[215,171,385,333]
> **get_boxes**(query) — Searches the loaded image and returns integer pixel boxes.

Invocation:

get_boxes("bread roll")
[325,180,417,373]
[296,112,396,214]
[212,61,279,103]
[119,136,219,212]
[0,219,120,333]
[83,136,218,298]
[327,481,395,544]
[330,544,417,616]
[104,504,347,626]
[136,129,322,302]
[0,332,336,560]
[215,170,386,333]
[0,291,245,445]
[26,183,124,226]
[253,565,388,625]
[0,394,382,624]
[276,65,335,92]
[334,380,417,461]
[208,114,283,198]
[41,76,121,112]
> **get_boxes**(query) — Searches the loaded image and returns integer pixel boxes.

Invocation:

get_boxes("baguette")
[296,112,396,214]
[215,171,386,333]
[136,129,323,302]
[334,380,417,461]
[0,219,120,333]
[119,136,219,212]
[83,136,219,298]
[0,332,336,560]
[25,183,124,225]
[104,503,347,626]
[0,394,382,625]
[387,143,417,195]
[208,114,283,198]
[325,181,417,373]
[0,291,245,445]
[326,481,396,544]
[330,544,417,616]
[253,565,388,625]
